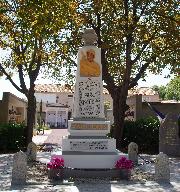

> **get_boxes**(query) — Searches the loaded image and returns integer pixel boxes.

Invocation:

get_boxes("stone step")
[48,168,130,180]
[62,137,116,152]
[62,151,118,155]
[51,150,127,169]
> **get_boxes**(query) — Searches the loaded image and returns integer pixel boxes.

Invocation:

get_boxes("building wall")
[142,94,160,102]
[141,102,180,119]
[0,93,9,123]
[0,92,27,124]
[45,106,68,128]
[106,94,180,124]
[35,93,56,103]
[35,92,73,110]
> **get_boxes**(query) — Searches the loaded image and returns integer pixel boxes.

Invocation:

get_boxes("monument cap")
[81,28,97,46]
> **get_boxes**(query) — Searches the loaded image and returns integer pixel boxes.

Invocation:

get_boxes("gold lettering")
[71,123,108,130]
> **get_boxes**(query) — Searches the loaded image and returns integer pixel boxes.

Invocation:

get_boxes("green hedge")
[0,123,26,152]
[110,117,160,154]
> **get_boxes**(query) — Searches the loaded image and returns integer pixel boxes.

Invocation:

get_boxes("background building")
[0,92,27,124]
[35,84,162,127]
[1,85,179,128]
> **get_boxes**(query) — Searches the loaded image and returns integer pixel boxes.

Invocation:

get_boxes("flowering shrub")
[115,157,133,170]
[47,157,64,169]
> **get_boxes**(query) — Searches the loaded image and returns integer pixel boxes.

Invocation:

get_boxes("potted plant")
[47,156,64,180]
[115,157,133,180]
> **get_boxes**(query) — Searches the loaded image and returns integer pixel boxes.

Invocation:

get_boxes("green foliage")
[0,123,26,152]
[53,0,179,84]
[152,85,167,100]
[152,77,180,101]
[0,0,76,144]
[158,86,167,100]
[166,77,180,101]
[51,0,179,142]
[0,0,76,89]
[110,117,160,154]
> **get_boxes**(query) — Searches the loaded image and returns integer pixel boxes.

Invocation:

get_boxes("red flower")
[47,157,64,169]
[115,157,133,170]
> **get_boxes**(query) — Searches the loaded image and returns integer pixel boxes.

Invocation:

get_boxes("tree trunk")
[25,87,36,146]
[111,88,129,149]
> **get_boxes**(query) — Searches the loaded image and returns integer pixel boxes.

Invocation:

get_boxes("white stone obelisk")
[61,29,119,169]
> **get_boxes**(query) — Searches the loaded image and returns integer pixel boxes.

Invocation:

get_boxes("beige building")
[1,86,178,127]
[107,94,180,124]
[0,92,27,124]
[128,87,160,102]
[35,84,114,128]
[35,84,72,128]
[34,84,161,127]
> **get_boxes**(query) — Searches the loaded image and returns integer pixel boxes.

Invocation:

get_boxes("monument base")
[60,134,120,168]
[51,150,124,169]
[62,136,116,152]
[49,167,131,180]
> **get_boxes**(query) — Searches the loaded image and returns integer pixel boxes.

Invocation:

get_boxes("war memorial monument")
[53,29,120,169]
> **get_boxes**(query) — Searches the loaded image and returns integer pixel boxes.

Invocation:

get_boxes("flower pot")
[119,169,131,180]
[48,168,64,180]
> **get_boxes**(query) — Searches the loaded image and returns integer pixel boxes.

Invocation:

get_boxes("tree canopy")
[54,0,179,86]
[0,0,179,147]
[0,0,77,94]
[0,0,77,145]
[54,0,179,146]
[166,77,180,101]
[152,77,180,101]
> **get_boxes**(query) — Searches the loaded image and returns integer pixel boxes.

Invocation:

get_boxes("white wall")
[35,93,56,103]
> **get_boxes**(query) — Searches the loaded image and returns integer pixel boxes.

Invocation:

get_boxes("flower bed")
[47,156,64,180]
[47,156,133,180]
[115,157,133,180]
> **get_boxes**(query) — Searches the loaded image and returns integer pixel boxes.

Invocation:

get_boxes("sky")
[0,68,173,100]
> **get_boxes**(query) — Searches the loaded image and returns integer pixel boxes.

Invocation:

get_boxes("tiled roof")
[35,84,157,96]
[35,84,110,94]
[128,87,158,95]
[35,84,73,93]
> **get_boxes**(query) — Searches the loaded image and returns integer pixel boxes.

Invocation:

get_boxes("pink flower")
[47,157,64,169]
[115,157,133,170]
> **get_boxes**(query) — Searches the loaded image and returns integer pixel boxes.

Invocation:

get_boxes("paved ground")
[44,129,69,146]
[1,129,180,192]
[32,129,69,146]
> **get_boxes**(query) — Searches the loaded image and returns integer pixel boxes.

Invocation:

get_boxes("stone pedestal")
[11,151,27,185]
[68,120,110,136]
[128,142,138,165]
[155,152,170,183]
[60,29,120,169]
[62,133,119,168]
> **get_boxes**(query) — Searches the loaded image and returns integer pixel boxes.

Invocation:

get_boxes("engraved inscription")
[79,79,101,117]
[70,140,108,151]
[71,123,108,130]
[164,126,177,144]
[161,114,179,145]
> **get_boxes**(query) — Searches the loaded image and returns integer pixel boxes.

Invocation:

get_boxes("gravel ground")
[1,153,180,192]
[26,161,155,183]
